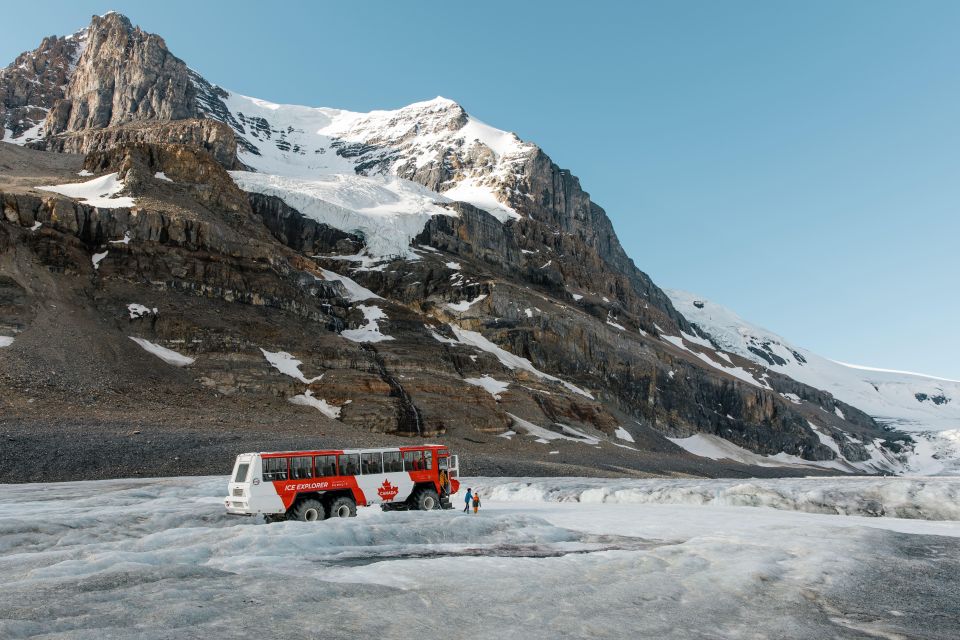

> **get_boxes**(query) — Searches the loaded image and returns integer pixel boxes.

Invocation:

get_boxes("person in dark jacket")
[464,488,473,513]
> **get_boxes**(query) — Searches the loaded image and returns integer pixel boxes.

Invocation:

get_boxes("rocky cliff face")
[37,119,239,169]
[0,30,85,142]
[2,13,241,168]
[0,13,910,479]
[44,13,199,135]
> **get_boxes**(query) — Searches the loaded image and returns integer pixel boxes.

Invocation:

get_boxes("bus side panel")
[273,475,369,509]
[407,468,438,496]
[356,471,415,505]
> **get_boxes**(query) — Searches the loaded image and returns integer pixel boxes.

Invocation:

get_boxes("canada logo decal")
[377,479,399,501]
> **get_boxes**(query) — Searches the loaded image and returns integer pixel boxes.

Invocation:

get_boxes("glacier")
[1,475,958,639]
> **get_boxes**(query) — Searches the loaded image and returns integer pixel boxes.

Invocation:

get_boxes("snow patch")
[318,268,380,302]
[154,171,173,182]
[606,319,626,331]
[508,413,597,445]
[0,336,14,347]
[289,390,344,419]
[127,304,157,319]
[91,251,108,270]
[446,294,487,312]
[341,305,394,343]
[464,375,510,400]
[260,348,324,383]
[37,172,136,208]
[426,326,459,345]
[808,421,843,457]
[129,337,194,367]
[614,427,635,443]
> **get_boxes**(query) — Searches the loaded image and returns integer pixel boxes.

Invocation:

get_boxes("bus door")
[438,454,458,494]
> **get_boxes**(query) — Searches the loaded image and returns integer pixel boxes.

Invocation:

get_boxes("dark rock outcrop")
[36,119,239,169]
[0,32,84,141]
[248,192,364,256]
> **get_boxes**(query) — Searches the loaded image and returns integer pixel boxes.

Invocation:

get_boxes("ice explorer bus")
[225,445,460,522]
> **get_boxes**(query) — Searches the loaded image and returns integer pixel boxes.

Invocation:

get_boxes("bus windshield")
[234,463,250,483]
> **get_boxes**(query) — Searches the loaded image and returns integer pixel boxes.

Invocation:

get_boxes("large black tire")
[328,495,357,518]
[411,487,440,511]
[291,499,326,522]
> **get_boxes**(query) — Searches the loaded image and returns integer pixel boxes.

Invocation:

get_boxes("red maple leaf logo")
[377,479,399,501]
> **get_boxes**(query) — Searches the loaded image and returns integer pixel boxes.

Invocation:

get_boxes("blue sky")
[4,1,959,378]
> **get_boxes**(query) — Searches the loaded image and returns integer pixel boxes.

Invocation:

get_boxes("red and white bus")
[224,445,460,522]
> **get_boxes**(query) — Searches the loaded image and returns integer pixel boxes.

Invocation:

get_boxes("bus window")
[234,463,250,483]
[290,456,313,479]
[339,454,359,476]
[315,455,337,477]
[262,457,288,481]
[361,452,383,474]
[383,451,402,473]
[402,450,422,471]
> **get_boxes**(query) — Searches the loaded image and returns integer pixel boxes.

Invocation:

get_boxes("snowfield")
[1,476,958,639]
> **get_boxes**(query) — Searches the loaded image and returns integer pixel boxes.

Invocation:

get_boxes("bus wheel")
[329,495,357,518]
[292,499,326,522]
[413,488,439,511]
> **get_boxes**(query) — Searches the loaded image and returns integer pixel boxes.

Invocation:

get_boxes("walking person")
[472,492,481,514]
[463,487,473,513]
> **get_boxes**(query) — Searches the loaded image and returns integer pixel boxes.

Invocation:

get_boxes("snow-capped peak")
[203,85,537,260]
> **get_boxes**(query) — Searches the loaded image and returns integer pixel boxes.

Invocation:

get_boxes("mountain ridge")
[0,11,922,480]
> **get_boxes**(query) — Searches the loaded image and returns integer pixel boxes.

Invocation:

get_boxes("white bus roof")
[237,445,446,457]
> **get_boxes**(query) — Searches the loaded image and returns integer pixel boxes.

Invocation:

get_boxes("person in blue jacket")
[463,487,473,513]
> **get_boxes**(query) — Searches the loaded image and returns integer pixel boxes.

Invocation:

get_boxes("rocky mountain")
[0,12,914,481]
